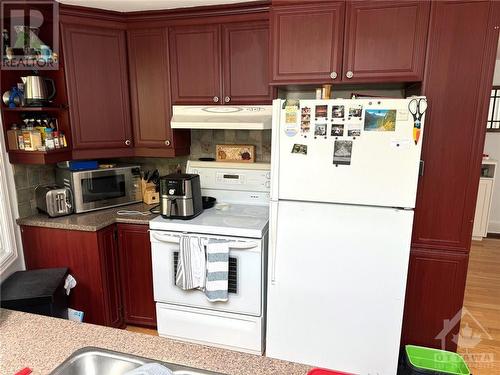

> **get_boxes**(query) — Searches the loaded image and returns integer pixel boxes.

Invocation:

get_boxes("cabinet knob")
[213,96,219,103]
[330,71,337,80]
[125,139,131,146]
[165,140,171,146]
[224,96,231,103]
[346,71,354,79]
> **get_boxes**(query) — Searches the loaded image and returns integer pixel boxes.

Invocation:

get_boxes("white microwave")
[56,166,142,213]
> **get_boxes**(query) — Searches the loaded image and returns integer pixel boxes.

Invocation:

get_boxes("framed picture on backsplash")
[216,144,255,163]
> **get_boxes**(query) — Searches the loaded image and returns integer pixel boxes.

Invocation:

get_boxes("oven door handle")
[151,232,180,244]
[227,241,259,250]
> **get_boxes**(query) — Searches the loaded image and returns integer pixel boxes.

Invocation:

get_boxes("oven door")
[150,230,264,317]
[72,168,138,212]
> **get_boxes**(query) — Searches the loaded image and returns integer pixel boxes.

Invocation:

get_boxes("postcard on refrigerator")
[364,109,396,131]
[331,124,344,137]
[333,140,353,165]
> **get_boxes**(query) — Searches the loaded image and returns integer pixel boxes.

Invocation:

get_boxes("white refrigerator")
[266,98,426,375]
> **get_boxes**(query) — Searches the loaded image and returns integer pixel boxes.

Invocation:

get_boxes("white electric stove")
[149,161,270,355]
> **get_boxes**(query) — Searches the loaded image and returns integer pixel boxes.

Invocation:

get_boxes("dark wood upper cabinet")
[222,20,272,104]
[128,28,172,149]
[61,22,133,154]
[270,2,345,84]
[343,1,430,82]
[169,24,221,104]
[117,224,157,327]
[411,0,498,253]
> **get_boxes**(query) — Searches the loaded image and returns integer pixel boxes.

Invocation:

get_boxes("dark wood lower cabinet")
[402,249,469,351]
[20,223,157,328]
[21,225,124,328]
[117,224,157,327]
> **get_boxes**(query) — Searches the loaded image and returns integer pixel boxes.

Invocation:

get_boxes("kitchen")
[0,1,499,375]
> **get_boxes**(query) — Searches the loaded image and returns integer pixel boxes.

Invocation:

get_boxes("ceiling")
[56,0,258,12]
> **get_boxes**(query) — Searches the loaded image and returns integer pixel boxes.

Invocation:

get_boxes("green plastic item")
[405,345,470,375]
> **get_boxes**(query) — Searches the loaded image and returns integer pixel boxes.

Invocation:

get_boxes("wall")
[486,58,500,233]
[484,133,500,233]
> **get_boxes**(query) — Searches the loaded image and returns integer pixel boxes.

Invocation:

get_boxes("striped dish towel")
[175,236,206,290]
[205,240,230,302]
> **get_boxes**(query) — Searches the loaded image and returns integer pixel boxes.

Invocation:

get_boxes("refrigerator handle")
[269,201,279,283]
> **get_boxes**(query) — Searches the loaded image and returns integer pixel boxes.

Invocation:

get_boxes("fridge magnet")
[300,120,310,135]
[291,143,308,155]
[333,140,353,165]
[283,99,300,110]
[315,105,328,121]
[331,124,344,137]
[390,139,411,149]
[364,109,396,132]
[408,98,427,145]
[348,104,363,118]
[314,124,327,137]
[332,105,345,119]
[286,111,298,124]
[216,144,255,162]
[347,123,361,137]
[285,123,299,137]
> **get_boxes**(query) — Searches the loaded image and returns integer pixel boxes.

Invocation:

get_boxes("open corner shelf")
[2,106,68,113]
[8,148,72,165]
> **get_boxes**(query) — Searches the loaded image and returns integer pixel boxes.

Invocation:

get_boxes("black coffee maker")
[160,174,203,220]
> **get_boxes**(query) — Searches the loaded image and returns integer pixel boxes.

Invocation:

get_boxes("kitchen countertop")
[16,202,159,231]
[0,309,311,375]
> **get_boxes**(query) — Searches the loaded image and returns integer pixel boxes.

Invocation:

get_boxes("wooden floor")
[126,325,158,336]
[458,238,500,374]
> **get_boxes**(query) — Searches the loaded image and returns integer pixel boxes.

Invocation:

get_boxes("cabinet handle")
[346,71,354,79]
[125,139,131,146]
[165,140,171,147]
[224,96,231,103]
[330,71,337,80]
[213,96,219,103]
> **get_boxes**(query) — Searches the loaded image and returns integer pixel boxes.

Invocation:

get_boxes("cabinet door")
[271,2,345,84]
[412,1,498,252]
[169,24,221,104]
[128,29,172,149]
[402,248,469,351]
[62,23,132,150]
[222,21,273,104]
[343,1,430,82]
[98,226,124,328]
[117,224,156,327]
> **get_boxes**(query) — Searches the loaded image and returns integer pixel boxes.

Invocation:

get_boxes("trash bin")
[1,268,69,319]
[405,345,470,375]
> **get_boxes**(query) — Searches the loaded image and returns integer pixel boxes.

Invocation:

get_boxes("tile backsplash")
[13,164,56,218]
[12,129,272,218]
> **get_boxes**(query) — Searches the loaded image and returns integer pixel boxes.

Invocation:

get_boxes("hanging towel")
[205,240,230,302]
[175,236,206,290]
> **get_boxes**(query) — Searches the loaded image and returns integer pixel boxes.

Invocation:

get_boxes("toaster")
[35,185,73,217]
[160,174,203,220]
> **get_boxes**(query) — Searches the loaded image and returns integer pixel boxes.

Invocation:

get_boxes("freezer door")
[266,200,413,375]
[271,98,424,208]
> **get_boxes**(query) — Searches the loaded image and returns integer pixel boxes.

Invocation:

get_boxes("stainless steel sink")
[49,347,225,375]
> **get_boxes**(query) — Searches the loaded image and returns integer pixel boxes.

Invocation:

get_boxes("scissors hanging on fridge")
[408,98,427,145]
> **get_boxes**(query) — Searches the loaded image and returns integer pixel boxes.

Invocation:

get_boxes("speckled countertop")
[0,309,311,375]
[16,203,158,231]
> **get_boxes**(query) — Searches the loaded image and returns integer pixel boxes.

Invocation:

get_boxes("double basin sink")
[49,347,224,375]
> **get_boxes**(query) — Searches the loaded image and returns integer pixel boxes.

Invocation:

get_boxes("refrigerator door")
[266,200,413,375]
[271,98,425,208]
